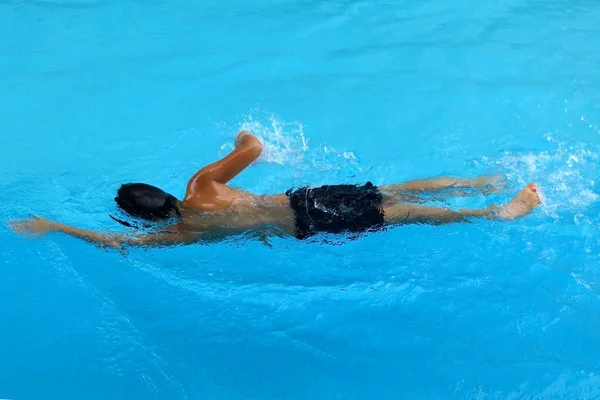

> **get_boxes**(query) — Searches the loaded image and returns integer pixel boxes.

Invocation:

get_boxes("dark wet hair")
[114,183,180,222]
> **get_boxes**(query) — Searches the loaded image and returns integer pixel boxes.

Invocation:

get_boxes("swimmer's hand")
[234,130,264,165]
[9,215,54,237]
[235,130,250,148]
[235,130,262,149]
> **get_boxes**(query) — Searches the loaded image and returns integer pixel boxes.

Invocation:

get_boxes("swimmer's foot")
[497,183,541,220]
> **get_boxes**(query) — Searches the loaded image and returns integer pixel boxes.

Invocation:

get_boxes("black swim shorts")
[286,182,385,239]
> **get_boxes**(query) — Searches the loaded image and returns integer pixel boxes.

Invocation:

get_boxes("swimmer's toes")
[499,182,541,220]
[526,183,542,205]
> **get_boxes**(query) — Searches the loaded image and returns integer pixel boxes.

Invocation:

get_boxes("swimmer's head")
[114,183,180,221]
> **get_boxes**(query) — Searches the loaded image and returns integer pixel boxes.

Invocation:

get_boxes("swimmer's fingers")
[235,130,252,147]
[9,214,40,231]
[7,219,26,233]
[8,217,53,237]
[8,219,37,237]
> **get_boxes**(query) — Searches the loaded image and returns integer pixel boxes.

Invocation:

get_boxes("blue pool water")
[2,0,600,398]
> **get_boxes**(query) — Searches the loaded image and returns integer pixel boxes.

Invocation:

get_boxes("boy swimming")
[10,130,541,248]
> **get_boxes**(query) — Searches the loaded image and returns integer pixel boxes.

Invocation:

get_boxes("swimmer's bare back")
[9,130,541,249]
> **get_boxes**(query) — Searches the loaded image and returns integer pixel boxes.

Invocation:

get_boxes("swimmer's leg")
[381,174,504,193]
[384,203,492,224]
[384,183,540,225]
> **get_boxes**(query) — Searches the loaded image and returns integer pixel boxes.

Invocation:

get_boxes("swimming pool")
[2,0,600,398]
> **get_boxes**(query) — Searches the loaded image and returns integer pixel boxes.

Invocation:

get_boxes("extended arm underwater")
[9,216,189,249]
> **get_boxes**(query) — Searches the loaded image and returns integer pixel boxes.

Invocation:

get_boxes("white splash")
[218,110,363,184]
[238,111,309,166]
[492,135,599,218]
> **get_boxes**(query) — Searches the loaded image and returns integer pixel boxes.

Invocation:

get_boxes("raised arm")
[188,130,263,186]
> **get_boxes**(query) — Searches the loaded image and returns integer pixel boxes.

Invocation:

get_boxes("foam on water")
[491,135,599,219]
[238,111,309,167]
[218,111,364,188]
